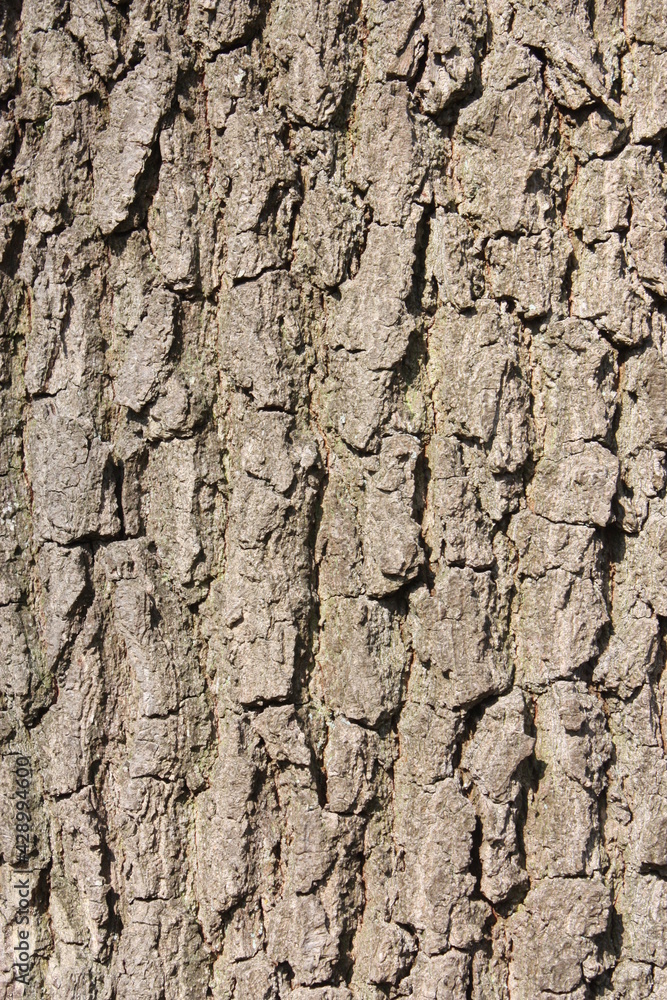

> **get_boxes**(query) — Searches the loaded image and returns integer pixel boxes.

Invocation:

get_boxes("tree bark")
[1,0,667,997]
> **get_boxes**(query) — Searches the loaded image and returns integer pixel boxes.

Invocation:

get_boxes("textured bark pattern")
[1,0,667,997]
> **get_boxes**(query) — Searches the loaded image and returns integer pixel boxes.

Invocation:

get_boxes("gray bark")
[1,0,667,997]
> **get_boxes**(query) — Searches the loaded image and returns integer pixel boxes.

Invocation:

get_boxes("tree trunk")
[1,0,667,997]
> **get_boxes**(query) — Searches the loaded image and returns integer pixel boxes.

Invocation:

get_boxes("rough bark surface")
[1,0,667,997]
